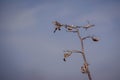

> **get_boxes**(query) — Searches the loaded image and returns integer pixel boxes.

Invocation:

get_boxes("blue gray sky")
[0,0,120,80]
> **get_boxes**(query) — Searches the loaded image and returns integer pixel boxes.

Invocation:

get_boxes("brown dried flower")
[92,37,99,42]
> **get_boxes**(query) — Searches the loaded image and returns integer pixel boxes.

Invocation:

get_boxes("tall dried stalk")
[52,21,99,80]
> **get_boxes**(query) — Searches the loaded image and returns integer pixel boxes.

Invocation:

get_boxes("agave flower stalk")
[52,21,99,80]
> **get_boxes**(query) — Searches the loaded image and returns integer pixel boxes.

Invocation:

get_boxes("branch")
[82,36,99,42]
[63,50,83,62]
[66,30,78,33]
[64,50,83,54]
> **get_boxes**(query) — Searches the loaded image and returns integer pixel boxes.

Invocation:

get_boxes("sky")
[0,0,120,80]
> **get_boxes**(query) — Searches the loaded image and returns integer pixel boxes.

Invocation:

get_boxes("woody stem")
[76,29,92,80]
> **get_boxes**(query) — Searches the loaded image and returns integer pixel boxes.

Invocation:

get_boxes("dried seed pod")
[53,21,63,33]
[92,37,99,42]
[64,53,71,58]
[63,51,72,62]
[81,63,88,74]
[63,58,66,62]
[67,27,73,31]
[81,66,85,73]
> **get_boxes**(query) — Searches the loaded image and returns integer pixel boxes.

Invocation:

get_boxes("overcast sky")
[0,0,120,80]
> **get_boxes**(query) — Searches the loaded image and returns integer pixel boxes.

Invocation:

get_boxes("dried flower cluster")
[81,63,89,74]
[52,21,63,33]
[63,51,72,62]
